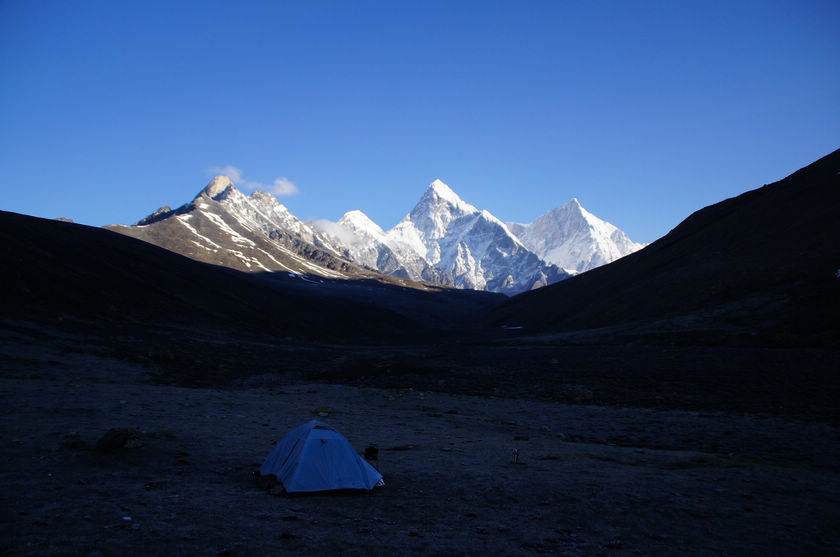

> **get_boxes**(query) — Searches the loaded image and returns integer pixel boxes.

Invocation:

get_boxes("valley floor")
[1,336,838,555]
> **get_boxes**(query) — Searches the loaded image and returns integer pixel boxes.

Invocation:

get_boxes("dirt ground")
[1,341,839,556]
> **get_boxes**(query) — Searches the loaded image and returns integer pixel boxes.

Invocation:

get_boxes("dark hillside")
[0,211,501,342]
[490,148,840,346]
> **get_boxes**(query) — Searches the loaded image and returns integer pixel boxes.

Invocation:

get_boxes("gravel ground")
[1,351,838,556]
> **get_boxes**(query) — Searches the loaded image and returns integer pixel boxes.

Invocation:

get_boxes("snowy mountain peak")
[555,198,586,217]
[338,210,385,236]
[401,180,479,243]
[421,179,478,215]
[508,198,645,273]
[203,175,235,199]
[383,180,569,293]
[429,178,456,198]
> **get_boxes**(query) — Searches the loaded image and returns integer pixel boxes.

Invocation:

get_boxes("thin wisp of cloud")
[270,177,299,196]
[208,165,299,197]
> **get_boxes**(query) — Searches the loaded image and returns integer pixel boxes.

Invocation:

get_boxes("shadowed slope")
[490,149,840,346]
[1,211,501,342]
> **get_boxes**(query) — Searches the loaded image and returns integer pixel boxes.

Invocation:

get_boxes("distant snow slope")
[507,198,645,273]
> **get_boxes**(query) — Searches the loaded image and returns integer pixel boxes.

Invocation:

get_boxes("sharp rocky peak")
[202,175,236,199]
[554,198,585,214]
[428,178,455,195]
[426,179,460,202]
[547,198,594,222]
[418,179,477,216]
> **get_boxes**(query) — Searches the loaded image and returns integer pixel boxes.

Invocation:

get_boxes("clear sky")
[1,0,837,243]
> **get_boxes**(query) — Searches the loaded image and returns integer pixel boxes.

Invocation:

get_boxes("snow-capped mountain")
[315,210,453,285]
[389,180,570,293]
[107,176,375,279]
[109,175,641,296]
[507,198,645,273]
[317,180,570,294]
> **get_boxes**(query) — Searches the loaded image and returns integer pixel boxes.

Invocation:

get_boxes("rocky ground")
[1,327,839,556]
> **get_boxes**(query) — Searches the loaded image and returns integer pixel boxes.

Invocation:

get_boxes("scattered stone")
[95,428,139,452]
[269,484,286,496]
[254,472,284,494]
[61,433,87,450]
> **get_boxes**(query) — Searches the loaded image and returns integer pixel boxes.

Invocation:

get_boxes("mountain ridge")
[108,178,370,280]
[108,176,644,295]
[318,180,643,291]
[375,180,569,293]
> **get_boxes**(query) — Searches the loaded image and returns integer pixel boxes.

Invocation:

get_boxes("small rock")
[269,485,286,496]
[61,434,87,450]
[96,428,139,452]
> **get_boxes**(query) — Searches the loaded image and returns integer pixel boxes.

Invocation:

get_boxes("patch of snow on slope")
[177,215,222,248]
[202,212,255,247]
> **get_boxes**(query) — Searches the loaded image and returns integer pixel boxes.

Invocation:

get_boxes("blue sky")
[1,0,837,243]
